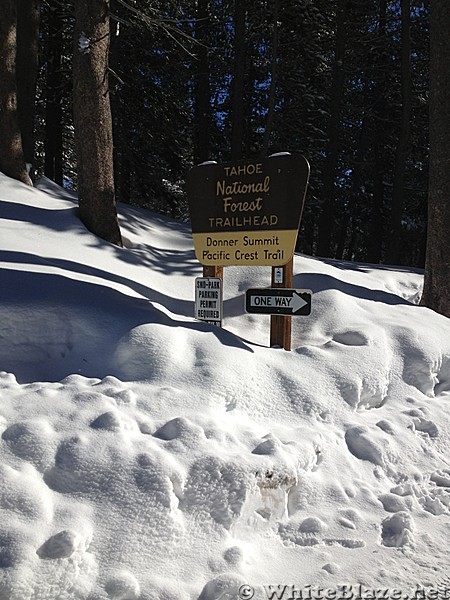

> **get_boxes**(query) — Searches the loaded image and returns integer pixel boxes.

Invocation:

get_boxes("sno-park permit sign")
[195,277,223,326]
[186,154,310,266]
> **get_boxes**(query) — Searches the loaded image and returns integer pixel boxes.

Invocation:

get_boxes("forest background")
[3,0,450,321]
[1,0,432,266]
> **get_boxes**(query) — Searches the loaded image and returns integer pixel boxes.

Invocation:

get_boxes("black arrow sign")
[245,288,312,316]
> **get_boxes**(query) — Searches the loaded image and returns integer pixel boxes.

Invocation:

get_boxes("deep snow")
[0,173,450,600]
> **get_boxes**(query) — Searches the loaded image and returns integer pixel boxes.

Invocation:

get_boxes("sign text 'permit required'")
[195,277,223,326]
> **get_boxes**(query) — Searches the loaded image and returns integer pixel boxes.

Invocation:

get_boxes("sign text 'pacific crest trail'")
[187,154,310,266]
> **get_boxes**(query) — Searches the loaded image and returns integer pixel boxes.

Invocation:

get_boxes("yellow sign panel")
[187,155,310,267]
[193,230,299,266]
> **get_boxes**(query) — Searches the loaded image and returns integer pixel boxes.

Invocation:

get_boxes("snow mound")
[1,173,450,598]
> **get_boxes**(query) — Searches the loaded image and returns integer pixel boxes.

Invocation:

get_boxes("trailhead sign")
[187,154,310,266]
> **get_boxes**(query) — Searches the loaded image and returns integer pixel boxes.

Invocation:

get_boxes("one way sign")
[245,288,312,316]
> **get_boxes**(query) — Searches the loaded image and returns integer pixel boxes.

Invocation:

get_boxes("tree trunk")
[366,0,387,263]
[421,0,450,318]
[260,0,279,157]
[316,0,346,257]
[230,0,246,160]
[193,0,211,164]
[44,1,64,185]
[73,0,122,246]
[0,0,32,185]
[109,9,129,203]
[366,144,384,263]
[386,0,412,264]
[336,116,370,259]
[16,0,40,178]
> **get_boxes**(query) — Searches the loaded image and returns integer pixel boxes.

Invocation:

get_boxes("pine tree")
[16,0,40,178]
[421,0,450,318]
[73,0,122,246]
[0,0,32,185]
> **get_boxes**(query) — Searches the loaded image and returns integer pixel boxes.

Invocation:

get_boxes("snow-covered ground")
[0,172,449,600]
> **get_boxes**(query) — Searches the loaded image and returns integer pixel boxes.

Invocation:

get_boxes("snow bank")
[1,173,450,599]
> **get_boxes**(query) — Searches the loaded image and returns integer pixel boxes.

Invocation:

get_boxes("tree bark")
[193,0,211,164]
[73,0,122,246]
[366,0,387,264]
[335,117,370,259]
[16,0,40,177]
[109,10,128,203]
[44,1,64,185]
[366,144,384,263]
[386,0,412,264]
[230,0,246,160]
[316,0,346,258]
[260,0,279,157]
[0,0,32,185]
[421,0,450,318]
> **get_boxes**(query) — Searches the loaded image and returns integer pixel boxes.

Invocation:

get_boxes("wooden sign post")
[270,257,294,350]
[203,265,223,279]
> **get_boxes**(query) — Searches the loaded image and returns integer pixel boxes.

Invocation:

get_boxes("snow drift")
[0,173,450,599]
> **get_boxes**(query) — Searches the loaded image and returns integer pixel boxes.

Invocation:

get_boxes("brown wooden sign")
[187,154,310,266]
